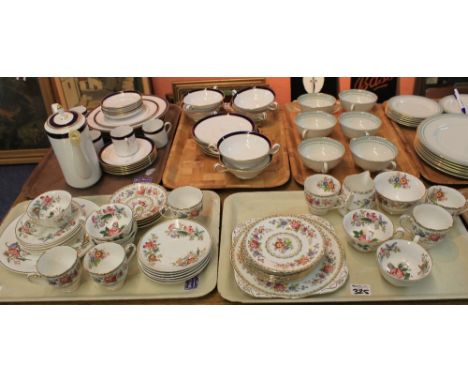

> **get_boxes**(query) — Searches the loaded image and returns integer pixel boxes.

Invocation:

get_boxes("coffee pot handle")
[69,130,92,179]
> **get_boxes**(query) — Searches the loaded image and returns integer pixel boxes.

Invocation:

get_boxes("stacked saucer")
[385,95,443,128]
[137,219,212,283]
[101,91,144,119]
[230,214,348,299]
[99,138,157,175]
[110,183,168,229]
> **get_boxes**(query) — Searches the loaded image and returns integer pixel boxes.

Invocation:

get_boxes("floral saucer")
[138,219,211,273]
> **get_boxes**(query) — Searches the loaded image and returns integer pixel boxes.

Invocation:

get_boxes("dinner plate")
[439,94,468,114]
[87,96,168,132]
[100,138,154,166]
[414,138,468,171]
[417,114,468,167]
[388,95,442,119]
[138,219,211,273]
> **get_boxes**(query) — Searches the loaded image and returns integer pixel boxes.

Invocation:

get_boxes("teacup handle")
[399,214,415,235]
[161,206,175,218]
[214,163,228,173]
[207,144,219,154]
[384,161,397,171]
[27,273,48,286]
[269,143,280,155]
[290,100,301,112]
[124,243,136,263]
[268,101,278,111]
[350,104,355,111]
[164,121,172,134]
[412,235,421,244]
[321,162,329,174]
[183,104,193,112]
[393,227,405,239]
[258,112,268,121]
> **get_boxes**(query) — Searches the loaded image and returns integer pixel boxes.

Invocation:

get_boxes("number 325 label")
[351,284,371,296]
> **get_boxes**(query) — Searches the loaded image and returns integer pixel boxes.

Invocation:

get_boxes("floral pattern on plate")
[244,216,325,275]
[388,173,410,189]
[3,242,30,265]
[165,223,204,240]
[172,248,203,267]
[141,233,162,263]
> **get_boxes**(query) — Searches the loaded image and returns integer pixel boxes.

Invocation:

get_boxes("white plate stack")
[385,95,443,128]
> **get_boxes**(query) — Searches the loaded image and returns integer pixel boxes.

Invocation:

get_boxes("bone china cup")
[339,89,378,112]
[27,246,81,292]
[375,171,426,215]
[377,237,432,287]
[297,93,336,113]
[26,190,72,228]
[304,174,343,215]
[298,137,345,173]
[86,203,134,242]
[350,136,398,172]
[214,131,280,170]
[399,204,453,248]
[84,242,136,290]
[214,155,272,180]
[142,118,172,149]
[339,111,382,139]
[295,111,336,139]
[110,125,138,157]
[183,88,224,111]
[232,87,277,113]
[427,185,468,216]
[163,186,204,219]
[342,209,403,253]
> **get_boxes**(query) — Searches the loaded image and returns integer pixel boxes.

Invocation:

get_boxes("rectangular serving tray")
[217,191,468,303]
[0,191,219,303]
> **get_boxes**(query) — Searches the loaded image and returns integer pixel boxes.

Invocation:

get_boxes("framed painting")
[171,77,266,103]
[0,77,55,164]
[52,77,153,110]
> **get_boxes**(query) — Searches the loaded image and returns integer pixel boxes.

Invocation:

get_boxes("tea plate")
[388,95,442,119]
[138,219,211,273]
[100,138,154,166]
[243,215,325,275]
[111,183,167,221]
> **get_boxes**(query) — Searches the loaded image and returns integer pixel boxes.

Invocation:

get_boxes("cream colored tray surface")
[0,192,220,303]
[218,191,468,303]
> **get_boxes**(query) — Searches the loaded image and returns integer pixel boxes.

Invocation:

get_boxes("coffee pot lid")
[44,108,86,136]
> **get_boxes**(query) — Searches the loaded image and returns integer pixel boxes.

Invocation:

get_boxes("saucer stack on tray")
[230,214,349,299]
[385,95,443,128]
[110,183,168,229]
[137,219,212,283]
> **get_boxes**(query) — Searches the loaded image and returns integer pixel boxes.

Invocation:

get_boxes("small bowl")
[297,93,336,113]
[339,111,382,139]
[339,89,377,112]
[427,185,468,216]
[375,171,426,215]
[26,190,73,228]
[183,88,224,111]
[377,239,432,287]
[295,111,336,139]
[86,203,134,242]
[232,87,277,113]
[350,136,398,172]
[214,131,280,170]
[342,209,397,252]
[298,137,345,173]
[214,155,272,180]
[164,186,204,219]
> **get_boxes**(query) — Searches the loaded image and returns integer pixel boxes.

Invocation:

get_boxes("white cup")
[89,129,104,153]
[110,125,138,157]
[142,119,172,148]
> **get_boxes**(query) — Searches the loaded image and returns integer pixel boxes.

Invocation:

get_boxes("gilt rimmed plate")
[243,215,324,276]
[110,183,167,221]
[231,222,345,299]
[100,138,154,167]
[388,95,442,119]
[138,219,211,273]
[87,96,168,132]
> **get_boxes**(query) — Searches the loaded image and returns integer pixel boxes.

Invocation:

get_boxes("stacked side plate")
[137,219,212,283]
[385,95,443,128]
[414,114,468,179]
[99,138,157,176]
[230,215,349,299]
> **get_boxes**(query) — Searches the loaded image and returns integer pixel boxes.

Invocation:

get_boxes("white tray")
[0,192,220,302]
[218,191,468,303]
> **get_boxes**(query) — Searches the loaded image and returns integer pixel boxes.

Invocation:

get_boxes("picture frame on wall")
[0,77,55,164]
[171,77,267,103]
[52,77,153,110]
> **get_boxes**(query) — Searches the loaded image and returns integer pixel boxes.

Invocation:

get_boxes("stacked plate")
[386,95,443,128]
[101,91,144,119]
[439,94,468,114]
[230,215,349,299]
[99,138,157,175]
[137,219,212,283]
[414,114,468,179]
[110,183,168,229]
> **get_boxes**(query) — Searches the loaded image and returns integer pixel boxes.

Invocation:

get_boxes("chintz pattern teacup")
[26,190,73,228]
[111,125,138,157]
[27,246,81,292]
[142,118,172,149]
[399,204,453,248]
[163,186,203,219]
[427,185,468,216]
[304,174,344,216]
[84,242,136,290]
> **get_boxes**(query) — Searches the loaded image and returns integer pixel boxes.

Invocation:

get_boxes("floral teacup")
[27,246,81,292]
[304,174,345,216]
[399,204,453,248]
[342,209,404,252]
[26,190,73,228]
[84,242,136,290]
[339,171,376,215]
[427,185,468,216]
[86,203,133,242]
[377,237,432,287]
[162,186,204,219]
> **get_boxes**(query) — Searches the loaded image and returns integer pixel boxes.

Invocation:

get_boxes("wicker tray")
[217,191,468,303]
[21,105,181,199]
[284,103,420,185]
[162,107,290,190]
[0,191,219,302]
